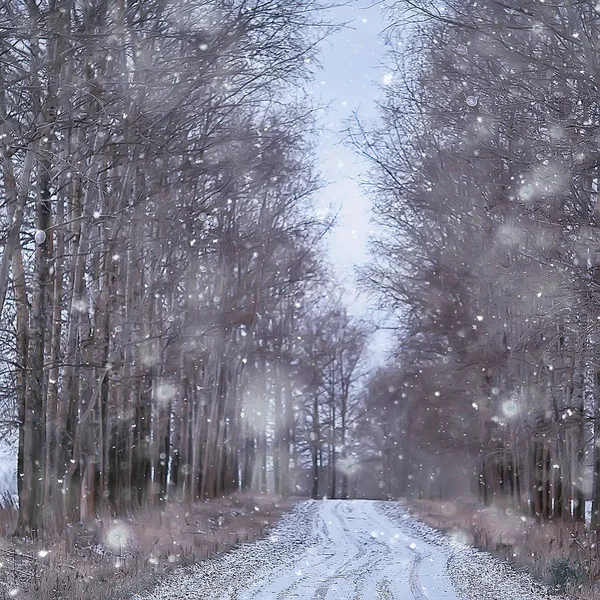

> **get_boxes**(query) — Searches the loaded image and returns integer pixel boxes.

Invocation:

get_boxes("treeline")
[359,0,600,522]
[0,0,367,537]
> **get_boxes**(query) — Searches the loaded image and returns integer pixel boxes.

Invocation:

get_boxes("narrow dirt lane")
[136,500,555,600]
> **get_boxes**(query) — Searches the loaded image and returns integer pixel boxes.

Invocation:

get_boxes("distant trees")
[229,293,368,502]
[299,303,368,499]
[358,0,600,521]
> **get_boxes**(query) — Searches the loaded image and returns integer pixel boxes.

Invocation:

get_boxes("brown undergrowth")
[0,493,295,600]
[404,497,600,599]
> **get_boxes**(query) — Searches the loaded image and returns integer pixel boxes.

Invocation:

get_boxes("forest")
[2,0,600,563]
[0,0,371,540]
[360,0,600,530]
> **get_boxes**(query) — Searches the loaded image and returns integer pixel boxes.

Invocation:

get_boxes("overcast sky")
[314,1,391,359]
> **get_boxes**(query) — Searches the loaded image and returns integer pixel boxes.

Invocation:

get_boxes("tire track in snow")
[312,501,390,600]
[270,502,355,600]
[244,502,323,600]
[340,502,398,599]
[333,501,362,551]
[310,503,359,600]
[367,502,428,600]
[409,550,427,600]
[317,514,330,541]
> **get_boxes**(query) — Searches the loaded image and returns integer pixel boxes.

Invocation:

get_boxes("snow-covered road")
[137,499,553,600]
[236,499,456,599]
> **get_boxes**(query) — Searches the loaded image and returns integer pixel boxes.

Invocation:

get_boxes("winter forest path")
[139,499,463,600]
[240,499,459,600]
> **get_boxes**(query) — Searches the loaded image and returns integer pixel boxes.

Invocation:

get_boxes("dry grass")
[404,497,600,599]
[0,493,296,600]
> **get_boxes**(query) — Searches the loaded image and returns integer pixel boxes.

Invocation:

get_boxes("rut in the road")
[408,551,426,600]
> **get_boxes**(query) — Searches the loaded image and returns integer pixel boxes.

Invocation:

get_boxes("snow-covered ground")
[136,499,557,600]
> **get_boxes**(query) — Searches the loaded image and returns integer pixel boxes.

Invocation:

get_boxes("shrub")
[547,557,585,591]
